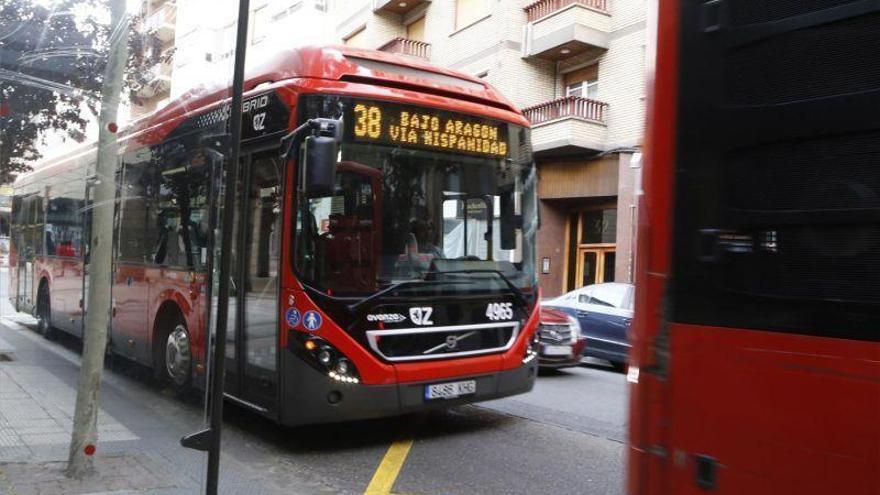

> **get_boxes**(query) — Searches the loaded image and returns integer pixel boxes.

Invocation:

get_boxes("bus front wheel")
[157,317,192,393]
[36,284,56,340]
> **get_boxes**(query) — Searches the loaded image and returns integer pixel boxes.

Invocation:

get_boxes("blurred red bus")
[628,2,879,494]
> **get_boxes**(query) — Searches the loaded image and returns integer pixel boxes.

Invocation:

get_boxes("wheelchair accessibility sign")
[303,310,322,332]
[285,308,301,328]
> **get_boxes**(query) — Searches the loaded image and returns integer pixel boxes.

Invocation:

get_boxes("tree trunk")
[66,0,129,479]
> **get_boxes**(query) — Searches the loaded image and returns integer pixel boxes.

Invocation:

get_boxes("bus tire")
[36,283,56,340]
[156,313,192,394]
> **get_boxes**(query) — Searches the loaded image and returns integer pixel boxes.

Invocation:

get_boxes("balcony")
[373,0,430,15]
[522,96,607,155]
[142,4,176,42]
[523,0,610,61]
[377,37,431,60]
[135,61,172,98]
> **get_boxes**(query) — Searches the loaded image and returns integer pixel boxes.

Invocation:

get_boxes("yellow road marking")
[364,437,415,495]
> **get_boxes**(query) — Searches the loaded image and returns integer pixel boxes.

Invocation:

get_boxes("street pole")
[66,0,128,479]
[180,1,249,493]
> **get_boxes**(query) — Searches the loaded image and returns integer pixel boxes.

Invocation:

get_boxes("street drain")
[0,353,13,362]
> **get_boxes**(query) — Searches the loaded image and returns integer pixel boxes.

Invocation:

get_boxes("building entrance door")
[576,247,615,287]
[566,207,617,290]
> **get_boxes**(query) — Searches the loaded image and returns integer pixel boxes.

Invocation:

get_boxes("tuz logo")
[445,335,458,350]
[409,307,434,326]
[367,313,407,323]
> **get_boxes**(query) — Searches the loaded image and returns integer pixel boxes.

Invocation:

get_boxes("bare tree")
[65,0,128,478]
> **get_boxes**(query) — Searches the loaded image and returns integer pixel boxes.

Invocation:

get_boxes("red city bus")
[628,2,879,494]
[9,45,542,425]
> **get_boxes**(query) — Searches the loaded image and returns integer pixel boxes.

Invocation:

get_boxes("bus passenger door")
[112,161,153,363]
[225,151,280,414]
[15,194,39,314]
[76,179,94,339]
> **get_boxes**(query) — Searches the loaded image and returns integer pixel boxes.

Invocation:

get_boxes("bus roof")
[129,45,524,136]
[17,45,527,188]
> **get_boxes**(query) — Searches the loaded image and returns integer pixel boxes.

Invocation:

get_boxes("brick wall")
[336,0,406,48]
[598,27,646,148]
[537,200,568,297]
[614,152,640,282]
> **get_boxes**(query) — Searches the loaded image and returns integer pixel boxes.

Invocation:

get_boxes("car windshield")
[580,284,633,309]
[294,95,537,297]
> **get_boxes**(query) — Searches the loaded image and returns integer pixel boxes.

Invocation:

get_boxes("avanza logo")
[366,313,407,323]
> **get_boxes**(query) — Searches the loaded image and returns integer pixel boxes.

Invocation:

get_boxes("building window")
[563,64,599,99]
[566,80,599,99]
[218,23,236,60]
[272,1,302,21]
[251,5,268,45]
[344,26,366,47]
[406,16,426,41]
[174,31,197,67]
[455,0,489,30]
[581,209,617,244]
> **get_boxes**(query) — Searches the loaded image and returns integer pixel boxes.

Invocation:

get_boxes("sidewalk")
[0,309,324,494]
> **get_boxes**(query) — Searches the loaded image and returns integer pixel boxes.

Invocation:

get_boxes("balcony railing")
[377,38,431,60]
[136,61,172,98]
[524,0,608,22]
[142,4,176,41]
[522,96,607,125]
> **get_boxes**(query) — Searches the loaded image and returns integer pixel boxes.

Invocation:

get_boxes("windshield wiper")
[346,280,473,314]
[423,269,529,308]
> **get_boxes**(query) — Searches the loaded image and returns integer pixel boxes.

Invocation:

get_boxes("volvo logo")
[423,331,478,355]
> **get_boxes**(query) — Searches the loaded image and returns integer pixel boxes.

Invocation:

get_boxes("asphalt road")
[0,267,627,494]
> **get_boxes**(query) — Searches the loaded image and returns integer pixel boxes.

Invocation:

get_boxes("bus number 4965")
[486,302,513,321]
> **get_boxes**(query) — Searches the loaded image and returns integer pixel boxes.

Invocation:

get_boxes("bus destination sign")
[350,100,509,157]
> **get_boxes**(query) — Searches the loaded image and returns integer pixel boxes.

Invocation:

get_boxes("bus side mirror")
[500,190,516,250]
[304,135,338,198]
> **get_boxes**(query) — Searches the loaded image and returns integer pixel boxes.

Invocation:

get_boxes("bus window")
[306,164,379,293]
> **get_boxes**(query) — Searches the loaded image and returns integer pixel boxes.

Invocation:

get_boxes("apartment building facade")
[334,0,646,297]
[129,0,334,115]
[131,0,178,117]
[171,0,334,100]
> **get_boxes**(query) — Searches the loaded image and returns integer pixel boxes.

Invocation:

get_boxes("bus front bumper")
[280,355,538,426]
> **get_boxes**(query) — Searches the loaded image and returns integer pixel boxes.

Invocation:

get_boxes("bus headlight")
[302,338,361,384]
[335,359,351,376]
[317,347,333,366]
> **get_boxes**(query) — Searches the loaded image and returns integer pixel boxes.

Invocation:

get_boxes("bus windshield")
[295,96,537,297]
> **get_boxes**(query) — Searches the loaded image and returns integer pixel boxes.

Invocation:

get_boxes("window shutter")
[563,64,599,87]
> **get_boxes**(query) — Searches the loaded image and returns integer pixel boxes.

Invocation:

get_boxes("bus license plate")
[543,345,572,356]
[425,380,476,400]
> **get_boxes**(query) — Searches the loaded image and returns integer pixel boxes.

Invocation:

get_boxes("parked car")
[537,306,587,369]
[544,283,634,371]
